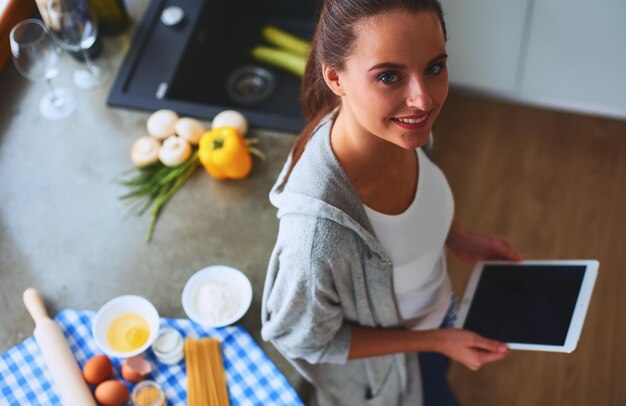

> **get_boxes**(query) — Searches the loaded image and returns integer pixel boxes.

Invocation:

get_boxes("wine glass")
[47,0,110,89]
[10,19,78,120]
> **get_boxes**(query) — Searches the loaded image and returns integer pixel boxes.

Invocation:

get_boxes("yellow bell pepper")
[198,126,252,180]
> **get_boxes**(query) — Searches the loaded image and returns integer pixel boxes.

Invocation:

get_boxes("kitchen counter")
[0,0,307,400]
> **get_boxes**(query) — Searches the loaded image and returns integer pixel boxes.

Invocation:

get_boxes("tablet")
[455,260,598,353]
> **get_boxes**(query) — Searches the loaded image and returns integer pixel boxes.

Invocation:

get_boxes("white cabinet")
[521,0,626,117]
[440,0,529,93]
[440,0,626,119]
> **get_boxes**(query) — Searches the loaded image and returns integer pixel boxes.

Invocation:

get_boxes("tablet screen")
[463,264,586,345]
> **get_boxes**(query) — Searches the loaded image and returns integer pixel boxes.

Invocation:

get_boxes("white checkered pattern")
[0,310,302,406]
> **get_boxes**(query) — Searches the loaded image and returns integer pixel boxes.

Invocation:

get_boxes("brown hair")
[280,0,447,187]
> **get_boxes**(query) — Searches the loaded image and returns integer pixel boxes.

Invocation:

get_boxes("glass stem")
[45,78,63,107]
[82,48,97,76]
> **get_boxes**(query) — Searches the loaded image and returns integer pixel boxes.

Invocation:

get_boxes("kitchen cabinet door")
[521,0,626,117]
[440,0,530,92]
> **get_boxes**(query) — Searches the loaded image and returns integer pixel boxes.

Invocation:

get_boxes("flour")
[194,280,241,324]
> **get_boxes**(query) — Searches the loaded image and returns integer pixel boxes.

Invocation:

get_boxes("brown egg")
[121,356,152,383]
[95,380,129,406]
[82,354,112,385]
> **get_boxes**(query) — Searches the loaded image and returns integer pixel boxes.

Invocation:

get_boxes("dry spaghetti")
[185,338,230,406]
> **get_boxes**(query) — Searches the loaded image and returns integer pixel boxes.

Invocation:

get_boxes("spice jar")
[131,380,165,406]
[151,327,184,365]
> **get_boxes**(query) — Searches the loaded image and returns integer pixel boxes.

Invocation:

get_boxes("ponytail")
[278,27,339,189]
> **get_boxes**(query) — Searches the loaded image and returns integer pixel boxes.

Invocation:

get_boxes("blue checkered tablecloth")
[0,310,302,406]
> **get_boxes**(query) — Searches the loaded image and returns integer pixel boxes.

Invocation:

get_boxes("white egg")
[211,110,248,135]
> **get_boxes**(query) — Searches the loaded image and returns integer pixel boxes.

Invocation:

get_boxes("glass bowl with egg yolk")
[92,295,160,358]
[107,313,151,352]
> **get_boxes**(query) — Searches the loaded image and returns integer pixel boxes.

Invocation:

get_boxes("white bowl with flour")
[182,265,253,328]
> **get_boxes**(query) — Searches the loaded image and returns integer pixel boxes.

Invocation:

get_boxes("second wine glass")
[47,0,111,90]
[10,19,77,120]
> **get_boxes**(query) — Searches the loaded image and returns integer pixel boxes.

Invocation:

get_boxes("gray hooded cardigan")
[261,113,426,406]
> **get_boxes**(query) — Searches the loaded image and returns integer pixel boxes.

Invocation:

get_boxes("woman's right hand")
[434,328,509,371]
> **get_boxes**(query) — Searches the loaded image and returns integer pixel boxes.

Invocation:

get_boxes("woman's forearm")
[445,217,524,264]
[347,325,442,360]
[445,217,466,250]
[347,325,509,370]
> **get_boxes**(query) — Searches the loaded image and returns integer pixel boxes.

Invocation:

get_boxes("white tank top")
[364,148,454,330]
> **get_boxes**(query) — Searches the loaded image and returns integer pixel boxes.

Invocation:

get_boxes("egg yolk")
[107,313,150,352]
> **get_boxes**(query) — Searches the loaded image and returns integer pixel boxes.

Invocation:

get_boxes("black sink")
[107,0,318,132]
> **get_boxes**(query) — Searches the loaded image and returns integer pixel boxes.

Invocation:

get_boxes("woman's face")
[329,10,448,150]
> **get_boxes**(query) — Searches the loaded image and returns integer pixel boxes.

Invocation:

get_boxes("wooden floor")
[432,93,626,406]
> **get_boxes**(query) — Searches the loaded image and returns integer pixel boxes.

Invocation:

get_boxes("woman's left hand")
[446,219,524,265]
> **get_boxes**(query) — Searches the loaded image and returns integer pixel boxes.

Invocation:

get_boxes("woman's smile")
[391,113,431,130]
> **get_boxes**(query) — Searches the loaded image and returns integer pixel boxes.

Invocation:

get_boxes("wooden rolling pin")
[23,288,96,406]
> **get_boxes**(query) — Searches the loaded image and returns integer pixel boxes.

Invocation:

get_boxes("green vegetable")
[251,46,307,77]
[262,25,310,57]
[116,151,200,242]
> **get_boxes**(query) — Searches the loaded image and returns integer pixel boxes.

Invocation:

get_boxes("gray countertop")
[0,0,307,399]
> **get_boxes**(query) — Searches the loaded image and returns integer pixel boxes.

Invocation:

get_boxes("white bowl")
[182,265,253,328]
[92,295,160,359]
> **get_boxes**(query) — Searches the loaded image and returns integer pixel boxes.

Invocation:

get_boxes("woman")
[261,1,523,405]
